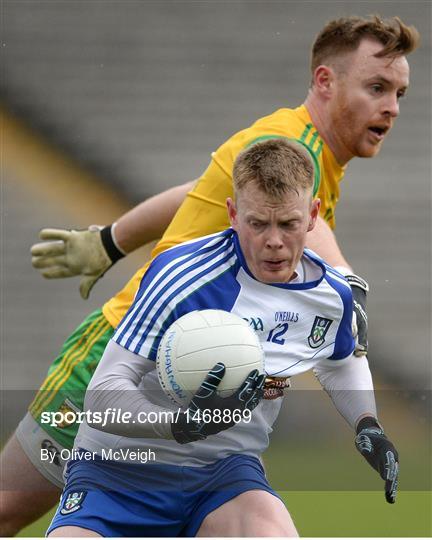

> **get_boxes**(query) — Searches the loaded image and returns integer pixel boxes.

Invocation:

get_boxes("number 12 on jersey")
[267,323,289,345]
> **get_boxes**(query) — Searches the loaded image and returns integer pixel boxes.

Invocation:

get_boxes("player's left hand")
[355,416,399,503]
[171,362,265,444]
[344,272,369,357]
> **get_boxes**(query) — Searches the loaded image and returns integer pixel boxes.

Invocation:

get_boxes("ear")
[312,65,335,98]
[307,198,321,232]
[226,197,238,229]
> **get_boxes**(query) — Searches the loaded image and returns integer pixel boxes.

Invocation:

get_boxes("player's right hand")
[171,362,265,444]
[31,225,125,300]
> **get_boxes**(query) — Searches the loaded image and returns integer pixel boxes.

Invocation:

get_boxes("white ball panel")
[176,325,260,358]
[156,310,264,406]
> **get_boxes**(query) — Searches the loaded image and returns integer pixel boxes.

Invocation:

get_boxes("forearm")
[86,340,174,439]
[114,181,195,253]
[313,355,377,429]
[306,216,352,269]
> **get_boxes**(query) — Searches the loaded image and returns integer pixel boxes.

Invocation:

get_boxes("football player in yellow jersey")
[0,15,419,536]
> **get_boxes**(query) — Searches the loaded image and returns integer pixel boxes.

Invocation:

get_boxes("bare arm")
[114,180,195,253]
[306,215,352,269]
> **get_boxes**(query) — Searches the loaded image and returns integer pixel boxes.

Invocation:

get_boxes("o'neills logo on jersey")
[308,316,333,348]
[275,311,299,323]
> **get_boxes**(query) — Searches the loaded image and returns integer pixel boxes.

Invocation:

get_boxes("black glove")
[355,416,399,503]
[345,273,369,357]
[171,362,265,444]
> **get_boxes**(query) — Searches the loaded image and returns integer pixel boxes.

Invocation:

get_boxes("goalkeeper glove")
[31,224,125,299]
[335,267,369,357]
[171,362,265,444]
[355,416,399,504]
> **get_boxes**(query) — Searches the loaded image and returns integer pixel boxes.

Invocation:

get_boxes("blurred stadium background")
[1,0,430,536]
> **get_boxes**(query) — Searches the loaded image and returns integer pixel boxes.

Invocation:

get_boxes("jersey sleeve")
[86,340,174,439]
[112,231,240,361]
[313,354,376,428]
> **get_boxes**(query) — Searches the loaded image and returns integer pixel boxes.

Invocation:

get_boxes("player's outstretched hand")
[171,362,265,444]
[31,225,125,299]
[355,416,399,504]
[344,273,369,356]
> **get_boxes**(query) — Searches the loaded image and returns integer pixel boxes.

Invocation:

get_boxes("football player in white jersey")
[48,139,398,537]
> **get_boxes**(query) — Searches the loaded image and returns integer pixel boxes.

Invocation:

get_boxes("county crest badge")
[308,316,333,348]
[55,398,80,428]
[60,491,87,515]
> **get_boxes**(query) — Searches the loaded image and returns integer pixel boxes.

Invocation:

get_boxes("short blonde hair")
[233,139,315,199]
[311,15,420,74]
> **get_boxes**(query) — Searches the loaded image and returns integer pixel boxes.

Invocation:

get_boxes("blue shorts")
[47,452,279,537]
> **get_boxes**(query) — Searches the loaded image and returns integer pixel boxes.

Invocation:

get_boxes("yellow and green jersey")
[103,105,345,328]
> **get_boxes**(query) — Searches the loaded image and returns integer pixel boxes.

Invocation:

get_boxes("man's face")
[329,38,410,161]
[227,183,320,283]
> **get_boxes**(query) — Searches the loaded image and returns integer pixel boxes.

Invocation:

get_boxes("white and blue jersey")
[115,228,353,369]
[75,228,354,465]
